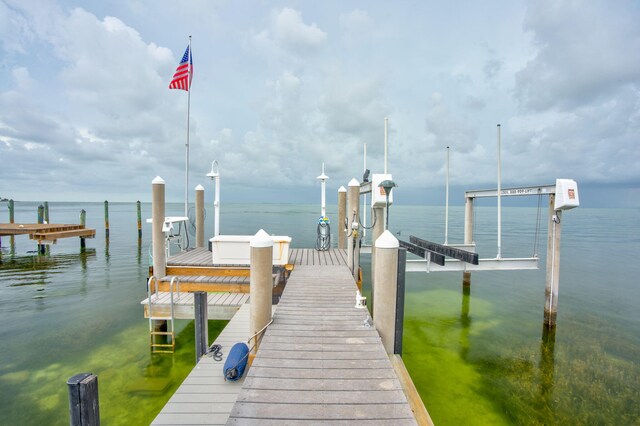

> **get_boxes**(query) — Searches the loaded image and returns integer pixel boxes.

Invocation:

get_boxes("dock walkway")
[227,256,417,424]
[152,303,251,425]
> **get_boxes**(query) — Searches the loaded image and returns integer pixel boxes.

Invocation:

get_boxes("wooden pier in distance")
[0,223,96,244]
[150,248,425,425]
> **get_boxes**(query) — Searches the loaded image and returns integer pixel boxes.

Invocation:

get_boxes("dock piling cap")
[375,230,399,249]
[152,176,165,185]
[348,178,360,187]
[195,184,205,191]
[338,186,347,193]
[251,229,274,248]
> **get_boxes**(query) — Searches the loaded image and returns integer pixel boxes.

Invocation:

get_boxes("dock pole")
[37,204,45,254]
[7,199,16,251]
[152,177,166,279]
[80,209,87,251]
[373,230,399,354]
[370,204,385,312]
[463,196,474,287]
[194,291,208,362]
[347,178,360,281]
[544,195,562,328]
[337,186,347,249]
[103,201,109,239]
[249,230,273,359]
[136,201,142,240]
[67,373,100,426]
[195,185,205,248]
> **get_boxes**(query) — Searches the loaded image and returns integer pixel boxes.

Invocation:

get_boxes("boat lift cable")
[533,193,543,257]
[358,208,377,230]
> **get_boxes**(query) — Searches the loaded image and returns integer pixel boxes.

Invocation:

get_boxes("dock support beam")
[195,185,205,248]
[152,177,166,279]
[544,195,562,328]
[67,373,100,426]
[337,186,347,249]
[194,291,208,362]
[347,179,360,281]
[373,230,399,354]
[463,196,474,287]
[250,230,273,357]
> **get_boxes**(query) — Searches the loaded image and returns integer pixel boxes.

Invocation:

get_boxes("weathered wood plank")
[228,402,414,420]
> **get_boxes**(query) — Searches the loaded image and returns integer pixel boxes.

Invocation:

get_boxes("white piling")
[544,195,562,327]
[152,176,166,279]
[463,196,474,287]
[373,230,399,354]
[195,185,205,248]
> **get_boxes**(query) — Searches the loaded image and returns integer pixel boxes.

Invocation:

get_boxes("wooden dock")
[152,304,251,425]
[141,292,250,320]
[227,252,417,424]
[0,223,95,243]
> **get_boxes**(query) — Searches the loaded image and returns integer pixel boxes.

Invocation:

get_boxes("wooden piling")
[394,247,407,355]
[195,185,205,248]
[80,209,87,251]
[373,230,399,354]
[370,204,385,311]
[337,186,347,249]
[9,199,15,252]
[249,229,273,357]
[37,204,45,254]
[136,201,142,240]
[152,177,166,279]
[544,195,562,328]
[67,373,100,426]
[44,201,49,223]
[194,291,208,362]
[347,178,360,281]
[103,201,109,238]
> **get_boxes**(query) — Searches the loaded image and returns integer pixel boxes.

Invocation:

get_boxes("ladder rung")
[151,332,174,337]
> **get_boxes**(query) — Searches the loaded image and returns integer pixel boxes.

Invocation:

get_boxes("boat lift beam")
[465,184,556,199]
[406,257,539,273]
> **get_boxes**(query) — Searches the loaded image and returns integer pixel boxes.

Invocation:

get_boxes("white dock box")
[210,235,292,265]
[554,179,580,210]
[371,173,394,207]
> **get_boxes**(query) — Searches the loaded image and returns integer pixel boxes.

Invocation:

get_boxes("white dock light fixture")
[317,163,329,219]
[378,180,397,230]
[206,160,220,237]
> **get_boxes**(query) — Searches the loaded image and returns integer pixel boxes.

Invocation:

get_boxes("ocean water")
[0,201,638,425]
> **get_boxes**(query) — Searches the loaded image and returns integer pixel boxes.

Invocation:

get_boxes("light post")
[206,160,220,237]
[378,180,397,230]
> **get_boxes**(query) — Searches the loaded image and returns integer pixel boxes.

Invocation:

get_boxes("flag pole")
[184,35,192,218]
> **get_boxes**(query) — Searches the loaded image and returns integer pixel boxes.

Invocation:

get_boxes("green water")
[1,202,638,424]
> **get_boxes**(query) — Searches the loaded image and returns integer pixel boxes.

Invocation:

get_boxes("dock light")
[206,160,220,237]
[378,180,397,230]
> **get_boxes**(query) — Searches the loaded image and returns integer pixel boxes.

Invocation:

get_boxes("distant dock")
[0,223,96,244]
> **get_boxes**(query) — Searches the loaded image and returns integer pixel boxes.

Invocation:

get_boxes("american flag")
[169,45,193,91]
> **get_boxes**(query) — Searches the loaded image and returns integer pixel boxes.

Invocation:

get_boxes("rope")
[315,221,331,251]
[207,343,223,361]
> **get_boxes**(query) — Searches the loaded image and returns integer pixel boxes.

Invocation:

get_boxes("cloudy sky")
[1,0,639,207]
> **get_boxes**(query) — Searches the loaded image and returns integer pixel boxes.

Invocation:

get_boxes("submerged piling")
[103,201,109,238]
[136,201,142,240]
[67,373,100,425]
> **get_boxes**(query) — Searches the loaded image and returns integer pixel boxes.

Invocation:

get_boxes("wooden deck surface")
[166,247,348,267]
[227,264,417,425]
[142,292,250,320]
[152,303,251,425]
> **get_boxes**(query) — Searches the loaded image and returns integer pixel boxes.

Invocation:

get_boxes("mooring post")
[44,201,49,223]
[347,178,360,281]
[194,291,208,362]
[103,201,109,239]
[249,229,273,359]
[8,199,15,251]
[67,373,100,426]
[463,195,474,287]
[37,204,45,254]
[544,194,562,328]
[152,177,166,279]
[373,230,399,354]
[195,185,205,248]
[136,201,142,240]
[370,204,385,312]
[79,209,87,251]
[337,186,347,249]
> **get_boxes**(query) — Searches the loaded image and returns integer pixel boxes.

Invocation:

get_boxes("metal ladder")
[147,276,180,353]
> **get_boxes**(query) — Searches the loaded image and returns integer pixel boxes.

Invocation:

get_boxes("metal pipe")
[497,124,502,259]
